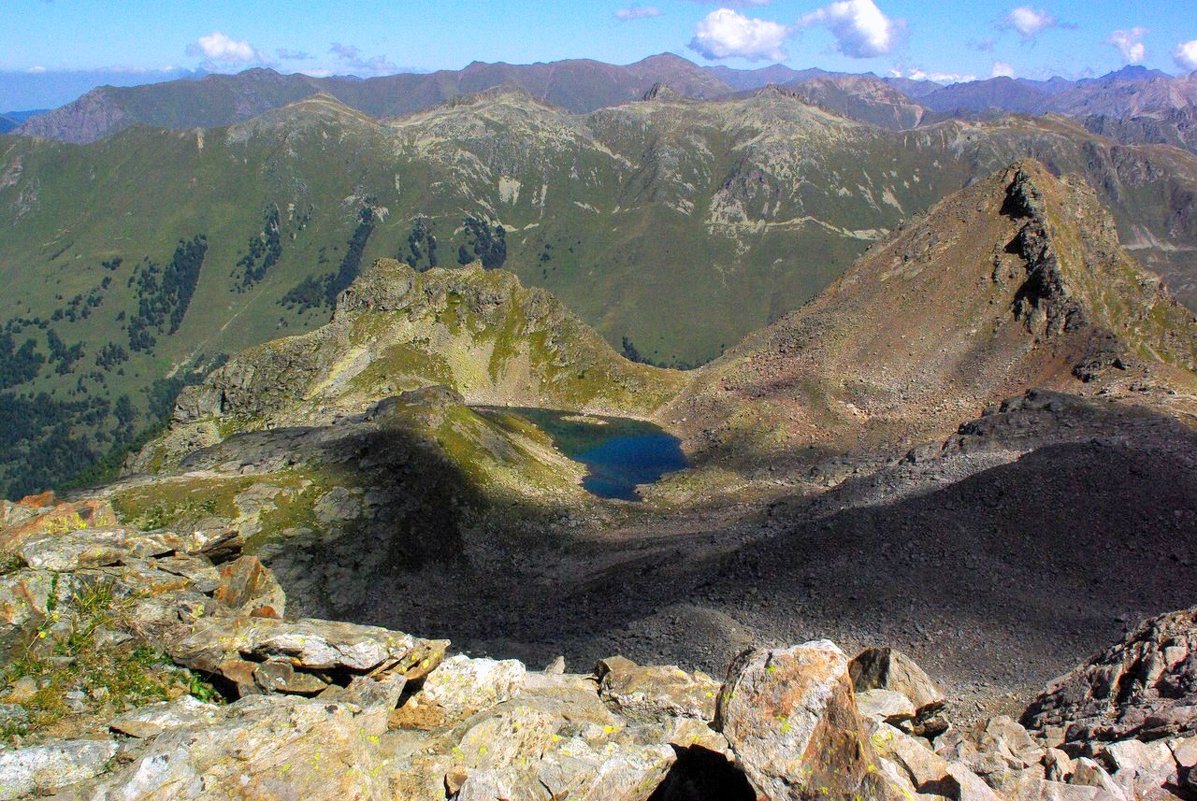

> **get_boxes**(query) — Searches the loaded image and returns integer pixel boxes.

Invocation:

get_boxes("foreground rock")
[717,641,899,800]
[7,496,1197,799]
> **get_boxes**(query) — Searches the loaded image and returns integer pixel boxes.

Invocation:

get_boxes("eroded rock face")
[716,640,898,801]
[1022,606,1197,742]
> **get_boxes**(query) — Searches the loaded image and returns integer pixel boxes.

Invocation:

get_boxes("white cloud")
[679,0,771,5]
[689,8,790,61]
[27,65,47,74]
[1175,40,1197,71]
[992,61,1016,78]
[187,31,260,64]
[276,48,313,61]
[328,44,398,77]
[798,0,902,59]
[1107,27,1147,65]
[615,5,662,20]
[894,67,975,84]
[1003,7,1057,40]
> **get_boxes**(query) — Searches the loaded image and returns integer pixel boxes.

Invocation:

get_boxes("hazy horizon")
[2,0,1195,110]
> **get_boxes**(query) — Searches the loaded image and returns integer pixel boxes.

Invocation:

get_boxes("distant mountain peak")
[1098,65,1169,82]
[635,53,694,67]
[673,159,1197,460]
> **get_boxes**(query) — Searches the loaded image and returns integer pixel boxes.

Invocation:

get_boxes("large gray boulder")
[0,739,119,800]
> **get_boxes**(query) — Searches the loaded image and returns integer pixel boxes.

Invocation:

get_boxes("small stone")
[252,659,329,696]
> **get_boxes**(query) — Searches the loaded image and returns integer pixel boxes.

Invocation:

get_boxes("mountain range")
[2,55,1197,499]
[14,56,1197,153]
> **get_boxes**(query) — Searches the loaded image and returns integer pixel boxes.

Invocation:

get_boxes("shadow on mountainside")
[256,393,1197,718]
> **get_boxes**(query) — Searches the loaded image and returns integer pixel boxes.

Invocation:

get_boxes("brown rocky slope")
[669,159,1197,475]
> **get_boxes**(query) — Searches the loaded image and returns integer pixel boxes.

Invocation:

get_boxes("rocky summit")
[2,495,1197,800]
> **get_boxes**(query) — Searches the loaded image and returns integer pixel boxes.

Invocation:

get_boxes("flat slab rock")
[0,738,118,800]
[167,615,447,675]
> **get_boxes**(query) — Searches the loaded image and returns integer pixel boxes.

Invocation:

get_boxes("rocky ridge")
[670,160,1197,473]
[3,494,1197,800]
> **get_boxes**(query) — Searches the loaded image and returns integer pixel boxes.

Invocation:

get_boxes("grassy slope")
[3,94,1197,494]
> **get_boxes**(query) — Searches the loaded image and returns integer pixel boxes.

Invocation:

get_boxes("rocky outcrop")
[1022,606,1197,743]
[165,259,686,434]
[6,496,1197,800]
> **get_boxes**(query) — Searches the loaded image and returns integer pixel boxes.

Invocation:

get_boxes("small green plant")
[0,578,221,738]
[187,673,221,703]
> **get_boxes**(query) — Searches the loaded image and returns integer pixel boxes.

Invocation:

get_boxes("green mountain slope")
[3,91,1197,495]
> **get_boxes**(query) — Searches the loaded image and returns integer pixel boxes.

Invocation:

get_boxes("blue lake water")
[475,407,690,501]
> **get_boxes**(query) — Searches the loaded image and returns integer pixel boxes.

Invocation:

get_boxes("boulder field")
[0,494,1194,800]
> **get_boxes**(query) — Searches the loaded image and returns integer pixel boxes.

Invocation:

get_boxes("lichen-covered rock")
[716,640,899,800]
[252,658,330,695]
[871,723,959,796]
[108,696,223,739]
[0,738,118,800]
[1022,607,1197,742]
[168,615,447,676]
[211,555,285,618]
[0,499,117,551]
[596,655,720,723]
[82,696,391,800]
[18,526,174,571]
[0,569,74,651]
[390,654,525,729]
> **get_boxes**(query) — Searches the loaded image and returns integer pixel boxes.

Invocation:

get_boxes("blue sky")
[2,0,1196,109]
